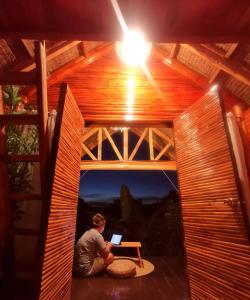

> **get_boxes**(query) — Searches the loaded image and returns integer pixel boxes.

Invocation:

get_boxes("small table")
[115,242,144,268]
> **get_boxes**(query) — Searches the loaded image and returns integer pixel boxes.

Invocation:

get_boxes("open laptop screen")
[110,234,122,245]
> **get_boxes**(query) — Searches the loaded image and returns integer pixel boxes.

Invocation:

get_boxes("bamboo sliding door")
[38,83,83,299]
[174,91,250,299]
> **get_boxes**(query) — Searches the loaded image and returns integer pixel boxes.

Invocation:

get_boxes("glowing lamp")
[116,30,152,66]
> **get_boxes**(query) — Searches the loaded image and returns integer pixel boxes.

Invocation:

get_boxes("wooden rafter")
[149,128,154,160]
[201,44,225,56]
[209,44,238,83]
[21,39,34,57]
[103,128,123,161]
[123,128,128,160]
[155,143,172,160]
[97,128,102,160]
[153,45,245,106]
[13,41,82,72]
[152,128,174,147]
[169,44,179,59]
[82,128,99,142]
[181,44,250,86]
[82,143,97,160]
[81,127,175,164]
[153,45,208,90]
[129,128,148,161]
[82,128,115,158]
[24,42,114,97]
[78,42,88,57]
[131,128,175,161]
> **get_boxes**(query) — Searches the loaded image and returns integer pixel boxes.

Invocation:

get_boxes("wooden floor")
[71,256,189,300]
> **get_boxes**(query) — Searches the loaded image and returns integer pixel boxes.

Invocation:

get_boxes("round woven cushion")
[107,259,136,278]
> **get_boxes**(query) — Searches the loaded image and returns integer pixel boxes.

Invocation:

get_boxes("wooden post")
[232,105,250,178]
[0,86,12,280]
[35,41,49,188]
[34,41,49,294]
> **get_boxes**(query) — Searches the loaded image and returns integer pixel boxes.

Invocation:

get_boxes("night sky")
[78,170,178,202]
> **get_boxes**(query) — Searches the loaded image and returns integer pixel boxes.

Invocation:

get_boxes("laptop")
[110,234,122,246]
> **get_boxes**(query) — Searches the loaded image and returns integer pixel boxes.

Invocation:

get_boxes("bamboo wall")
[244,108,250,141]
[39,84,83,300]
[174,91,250,299]
[242,108,250,174]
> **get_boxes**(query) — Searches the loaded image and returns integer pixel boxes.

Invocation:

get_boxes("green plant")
[3,85,38,219]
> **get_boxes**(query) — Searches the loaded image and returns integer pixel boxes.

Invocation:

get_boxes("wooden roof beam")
[12,41,82,72]
[169,44,179,59]
[154,45,247,107]
[181,44,250,86]
[21,39,34,57]
[80,160,177,171]
[85,119,173,128]
[23,42,114,97]
[78,42,88,57]
[209,44,238,83]
[154,45,208,90]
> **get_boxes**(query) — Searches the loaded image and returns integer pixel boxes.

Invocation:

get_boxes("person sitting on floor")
[73,213,114,277]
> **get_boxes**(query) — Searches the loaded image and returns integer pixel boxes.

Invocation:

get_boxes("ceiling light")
[116,30,152,66]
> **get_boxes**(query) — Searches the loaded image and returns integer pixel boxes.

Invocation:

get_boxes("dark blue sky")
[79,170,178,202]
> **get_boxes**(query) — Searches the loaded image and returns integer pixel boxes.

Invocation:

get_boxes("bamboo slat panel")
[174,91,250,300]
[39,83,83,300]
[243,108,250,176]
[244,108,250,141]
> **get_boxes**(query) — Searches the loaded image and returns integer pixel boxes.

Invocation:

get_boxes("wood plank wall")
[38,83,83,299]
[174,91,250,299]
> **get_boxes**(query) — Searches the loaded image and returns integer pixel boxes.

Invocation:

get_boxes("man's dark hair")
[92,213,106,228]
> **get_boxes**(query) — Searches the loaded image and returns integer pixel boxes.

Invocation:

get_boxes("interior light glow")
[116,30,152,66]
[124,114,134,121]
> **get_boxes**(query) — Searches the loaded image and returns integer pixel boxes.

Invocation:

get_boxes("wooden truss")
[81,127,176,170]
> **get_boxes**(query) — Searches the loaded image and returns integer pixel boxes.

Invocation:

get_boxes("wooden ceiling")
[46,48,205,123]
[0,0,249,42]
